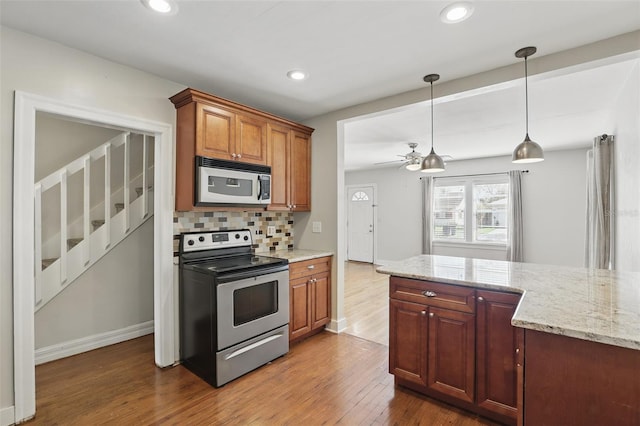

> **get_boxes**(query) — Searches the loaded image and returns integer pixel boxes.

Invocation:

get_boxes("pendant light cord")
[524,55,529,136]
[430,82,434,150]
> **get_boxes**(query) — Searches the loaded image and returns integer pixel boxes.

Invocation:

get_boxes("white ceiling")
[1,0,639,169]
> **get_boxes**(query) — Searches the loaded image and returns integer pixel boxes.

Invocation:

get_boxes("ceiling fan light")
[420,148,446,173]
[406,162,422,171]
[512,134,544,163]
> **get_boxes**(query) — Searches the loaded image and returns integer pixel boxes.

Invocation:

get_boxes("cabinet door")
[476,290,521,420]
[289,130,311,211]
[389,299,428,387]
[235,113,267,165]
[266,123,290,210]
[311,271,330,329]
[289,277,311,341]
[427,307,475,403]
[196,103,235,160]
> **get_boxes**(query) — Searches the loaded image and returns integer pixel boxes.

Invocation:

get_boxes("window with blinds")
[432,176,509,244]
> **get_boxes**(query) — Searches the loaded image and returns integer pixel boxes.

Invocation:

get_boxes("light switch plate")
[312,221,322,233]
[267,225,276,236]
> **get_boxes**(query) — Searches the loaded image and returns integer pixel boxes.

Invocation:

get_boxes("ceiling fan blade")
[374,159,404,165]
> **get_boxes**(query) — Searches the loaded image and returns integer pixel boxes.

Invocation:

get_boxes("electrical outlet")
[312,221,322,233]
[267,225,276,236]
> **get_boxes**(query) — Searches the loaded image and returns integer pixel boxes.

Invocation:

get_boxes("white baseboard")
[35,320,154,365]
[326,317,347,334]
[1,406,15,426]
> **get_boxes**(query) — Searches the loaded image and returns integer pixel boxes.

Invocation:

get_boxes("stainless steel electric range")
[178,229,289,387]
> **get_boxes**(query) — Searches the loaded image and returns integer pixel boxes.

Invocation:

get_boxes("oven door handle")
[224,334,284,361]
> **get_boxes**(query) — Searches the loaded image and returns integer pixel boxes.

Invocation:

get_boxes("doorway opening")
[12,91,175,423]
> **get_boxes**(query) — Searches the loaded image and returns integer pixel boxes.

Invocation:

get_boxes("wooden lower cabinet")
[476,290,522,424]
[389,276,521,425]
[389,299,428,387]
[289,256,331,342]
[428,307,475,403]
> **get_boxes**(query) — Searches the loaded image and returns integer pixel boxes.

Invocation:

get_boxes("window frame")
[431,174,510,249]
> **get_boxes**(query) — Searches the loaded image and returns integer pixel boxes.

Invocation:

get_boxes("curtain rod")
[420,170,529,179]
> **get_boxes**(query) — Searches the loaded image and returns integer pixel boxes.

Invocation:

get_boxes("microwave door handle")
[258,175,264,200]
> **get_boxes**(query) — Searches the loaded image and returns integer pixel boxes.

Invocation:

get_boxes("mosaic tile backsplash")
[174,211,294,253]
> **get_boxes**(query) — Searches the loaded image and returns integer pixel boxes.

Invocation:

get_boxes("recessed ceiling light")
[141,0,178,15]
[287,70,308,81]
[440,2,474,24]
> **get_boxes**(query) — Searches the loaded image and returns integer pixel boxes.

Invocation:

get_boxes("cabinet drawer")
[390,276,475,313]
[289,256,331,280]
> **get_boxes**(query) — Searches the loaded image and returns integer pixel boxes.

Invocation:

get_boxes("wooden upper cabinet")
[235,113,267,165]
[169,88,313,211]
[196,103,235,159]
[290,131,311,211]
[267,125,312,212]
[267,123,291,210]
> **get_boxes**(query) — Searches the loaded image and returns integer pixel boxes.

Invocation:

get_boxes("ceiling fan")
[375,143,452,171]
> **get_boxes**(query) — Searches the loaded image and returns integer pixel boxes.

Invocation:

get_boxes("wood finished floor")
[31,333,498,425]
[342,261,389,346]
[29,261,498,425]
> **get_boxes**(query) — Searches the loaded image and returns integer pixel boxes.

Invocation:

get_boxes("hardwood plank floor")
[343,261,389,346]
[30,333,498,425]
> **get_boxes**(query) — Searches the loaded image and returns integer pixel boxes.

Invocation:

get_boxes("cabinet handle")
[237,154,242,159]
[477,296,484,302]
[421,311,426,316]
[231,153,237,159]
[515,348,520,354]
[429,312,435,318]
[293,205,297,209]
[422,291,437,297]
[307,265,315,270]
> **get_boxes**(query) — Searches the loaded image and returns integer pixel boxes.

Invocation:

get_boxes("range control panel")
[181,230,252,252]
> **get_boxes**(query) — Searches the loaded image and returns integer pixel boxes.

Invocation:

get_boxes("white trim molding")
[1,406,15,426]
[35,321,154,366]
[12,91,175,424]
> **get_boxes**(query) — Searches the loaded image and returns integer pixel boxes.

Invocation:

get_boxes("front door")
[347,185,375,263]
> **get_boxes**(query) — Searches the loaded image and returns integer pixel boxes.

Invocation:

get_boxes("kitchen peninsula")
[377,255,640,426]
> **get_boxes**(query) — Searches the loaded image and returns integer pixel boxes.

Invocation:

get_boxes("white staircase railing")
[34,132,154,311]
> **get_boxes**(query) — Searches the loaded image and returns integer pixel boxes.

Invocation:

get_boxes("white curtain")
[507,170,524,262]
[585,134,614,269]
[421,176,434,254]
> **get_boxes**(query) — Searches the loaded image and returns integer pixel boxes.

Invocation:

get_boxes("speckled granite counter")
[264,249,333,263]
[377,255,640,350]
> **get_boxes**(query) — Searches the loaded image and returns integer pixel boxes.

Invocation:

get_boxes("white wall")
[0,26,184,415]
[612,62,640,272]
[346,148,589,267]
[35,220,155,348]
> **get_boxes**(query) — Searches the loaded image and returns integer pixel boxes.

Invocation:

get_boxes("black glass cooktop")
[189,254,287,274]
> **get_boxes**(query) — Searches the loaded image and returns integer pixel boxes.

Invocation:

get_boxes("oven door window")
[233,280,278,326]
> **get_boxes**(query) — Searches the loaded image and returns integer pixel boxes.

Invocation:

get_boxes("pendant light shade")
[512,46,543,163]
[421,73,445,173]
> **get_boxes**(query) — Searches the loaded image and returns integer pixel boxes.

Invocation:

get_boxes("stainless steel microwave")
[196,156,271,206]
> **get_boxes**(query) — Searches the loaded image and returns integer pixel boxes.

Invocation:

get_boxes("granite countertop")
[264,249,333,263]
[377,255,640,351]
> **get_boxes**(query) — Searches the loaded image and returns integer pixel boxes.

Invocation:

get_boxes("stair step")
[114,203,125,213]
[67,238,83,250]
[135,185,153,197]
[92,220,105,230]
[42,258,58,270]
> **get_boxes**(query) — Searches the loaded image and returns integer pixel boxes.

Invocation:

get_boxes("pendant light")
[421,74,445,173]
[512,46,544,163]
